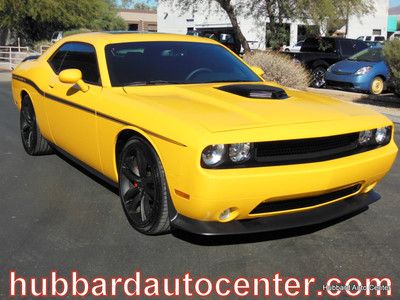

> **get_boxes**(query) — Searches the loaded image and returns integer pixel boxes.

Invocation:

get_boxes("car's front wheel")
[118,137,170,235]
[20,95,53,156]
[370,76,384,95]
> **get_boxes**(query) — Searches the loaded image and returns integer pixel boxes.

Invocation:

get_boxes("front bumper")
[170,141,397,222]
[171,190,380,235]
[325,72,372,91]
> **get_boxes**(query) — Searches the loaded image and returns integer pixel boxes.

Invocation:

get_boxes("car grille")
[250,184,362,214]
[254,132,360,165]
[333,70,353,75]
[326,80,354,89]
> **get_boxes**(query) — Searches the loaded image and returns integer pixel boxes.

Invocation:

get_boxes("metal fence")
[0,46,42,70]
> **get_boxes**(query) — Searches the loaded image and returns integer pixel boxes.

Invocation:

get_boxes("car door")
[44,42,102,171]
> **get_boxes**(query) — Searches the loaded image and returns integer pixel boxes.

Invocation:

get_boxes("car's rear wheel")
[311,66,327,88]
[20,95,53,156]
[118,137,170,235]
[370,77,384,95]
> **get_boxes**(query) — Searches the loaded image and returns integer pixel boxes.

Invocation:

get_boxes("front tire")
[370,77,384,95]
[118,137,170,235]
[20,96,53,156]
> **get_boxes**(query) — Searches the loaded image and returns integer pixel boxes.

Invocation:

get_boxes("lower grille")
[250,184,362,214]
[326,80,354,88]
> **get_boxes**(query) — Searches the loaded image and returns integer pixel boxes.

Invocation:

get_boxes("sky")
[390,0,400,7]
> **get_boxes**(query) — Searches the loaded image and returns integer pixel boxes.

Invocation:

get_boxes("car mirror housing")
[251,66,265,78]
[59,69,89,92]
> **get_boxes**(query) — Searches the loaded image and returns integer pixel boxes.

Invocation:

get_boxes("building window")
[372,29,382,35]
[129,24,139,31]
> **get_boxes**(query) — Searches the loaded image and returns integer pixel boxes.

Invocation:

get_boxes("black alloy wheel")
[20,100,36,153]
[20,96,52,155]
[311,66,327,88]
[119,137,170,235]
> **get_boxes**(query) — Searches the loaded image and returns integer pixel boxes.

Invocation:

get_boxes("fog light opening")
[218,208,239,222]
[363,182,378,193]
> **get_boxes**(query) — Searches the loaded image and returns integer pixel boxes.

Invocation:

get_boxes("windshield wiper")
[125,80,182,86]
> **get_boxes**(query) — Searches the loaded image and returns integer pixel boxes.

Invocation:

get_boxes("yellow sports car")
[11,32,398,235]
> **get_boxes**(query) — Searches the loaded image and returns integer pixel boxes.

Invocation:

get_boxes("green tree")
[0,0,126,44]
[384,39,400,95]
[249,0,373,48]
[163,0,373,51]
[162,0,251,52]
[296,0,374,36]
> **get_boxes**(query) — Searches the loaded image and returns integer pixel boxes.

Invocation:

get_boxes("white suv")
[357,35,386,43]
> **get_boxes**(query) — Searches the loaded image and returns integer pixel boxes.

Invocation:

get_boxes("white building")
[345,0,389,39]
[157,0,389,49]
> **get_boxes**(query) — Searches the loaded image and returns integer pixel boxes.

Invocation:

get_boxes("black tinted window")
[301,38,336,53]
[355,40,368,52]
[48,43,101,85]
[340,40,356,57]
[105,42,261,86]
[48,46,67,72]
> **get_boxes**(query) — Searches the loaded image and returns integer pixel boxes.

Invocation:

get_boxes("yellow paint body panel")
[11,32,398,223]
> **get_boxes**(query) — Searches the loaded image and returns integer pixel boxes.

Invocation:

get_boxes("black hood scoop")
[216,84,289,100]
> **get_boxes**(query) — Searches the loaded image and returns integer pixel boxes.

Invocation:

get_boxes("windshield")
[105,42,261,86]
[348,48,384,62]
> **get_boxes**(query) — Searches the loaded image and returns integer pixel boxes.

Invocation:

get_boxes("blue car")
[325,47,389,95]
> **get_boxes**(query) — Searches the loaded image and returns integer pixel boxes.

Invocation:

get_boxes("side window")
[340,40,356,57]
[355,41,368,53]
[48,43,101,85]
[48,45,68,72]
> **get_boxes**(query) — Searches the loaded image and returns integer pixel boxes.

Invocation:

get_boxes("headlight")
[358,130,373,145]
[358,127,392,147]
[375,127,391,145]
[201,143,254,168]
[201,144,225,166]
[228,143,251,163]
[355,66,372,75]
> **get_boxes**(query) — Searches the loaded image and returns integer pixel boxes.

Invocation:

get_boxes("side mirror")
[59,69,89,92]
[251,66,265,78]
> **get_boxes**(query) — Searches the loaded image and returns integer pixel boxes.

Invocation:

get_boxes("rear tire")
[20,95,53,156]
[118,137,170,235]
[311,66,327,88]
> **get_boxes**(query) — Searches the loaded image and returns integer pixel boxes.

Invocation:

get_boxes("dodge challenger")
[11,32,398,235]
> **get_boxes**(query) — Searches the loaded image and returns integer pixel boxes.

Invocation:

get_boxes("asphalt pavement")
[1,76,399,299]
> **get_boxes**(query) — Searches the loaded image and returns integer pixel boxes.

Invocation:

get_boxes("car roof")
[59,31,220,47]
[305,37,362,42]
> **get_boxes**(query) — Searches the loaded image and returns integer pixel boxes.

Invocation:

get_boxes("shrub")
[243,51,311,90]
[32,40,51,53]
[384,39,400,96]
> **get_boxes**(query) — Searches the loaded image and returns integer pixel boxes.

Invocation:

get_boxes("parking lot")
[0,72,399,299]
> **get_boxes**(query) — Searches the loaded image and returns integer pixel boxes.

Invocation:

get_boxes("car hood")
[330,60,379,74]
[123,82,378,133]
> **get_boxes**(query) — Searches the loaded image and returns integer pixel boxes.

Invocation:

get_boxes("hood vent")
[216,84,289,100]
